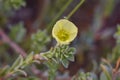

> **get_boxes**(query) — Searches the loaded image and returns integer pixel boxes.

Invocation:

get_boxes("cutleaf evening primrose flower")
[52,19,78,44]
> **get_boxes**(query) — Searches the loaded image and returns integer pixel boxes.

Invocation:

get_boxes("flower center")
[57,29,69,41]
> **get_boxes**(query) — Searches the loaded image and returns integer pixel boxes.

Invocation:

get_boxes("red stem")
[0,28,27,57]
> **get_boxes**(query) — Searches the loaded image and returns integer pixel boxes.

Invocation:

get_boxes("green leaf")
[61,59,69,68]
[0,66,10,77]
[20,52,34,69]
[41,51,53,60]
[68,47,76,53]
[68,54,75,62]
[14,69,27,77]
[64,53,74,62]
[100,64,112,80]
[9,55,23,71]
[25,52,34,64]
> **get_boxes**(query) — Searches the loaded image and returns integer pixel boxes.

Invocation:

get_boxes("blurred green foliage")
[2,0,25,11]
[31,30,50,53]
[9,22,26,43]
[72,72,93,80]
[0,0,120,80]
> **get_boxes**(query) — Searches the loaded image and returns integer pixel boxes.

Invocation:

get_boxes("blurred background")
[0,0,120,79]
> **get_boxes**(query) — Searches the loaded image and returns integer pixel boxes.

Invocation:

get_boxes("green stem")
[47,0,73,32]
[66,0,85,19]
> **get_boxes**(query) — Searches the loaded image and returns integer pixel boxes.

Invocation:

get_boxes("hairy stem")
[66,0,85,19]
[47,0,73,32]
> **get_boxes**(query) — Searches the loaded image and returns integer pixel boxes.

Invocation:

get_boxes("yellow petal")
[52,19,78,44]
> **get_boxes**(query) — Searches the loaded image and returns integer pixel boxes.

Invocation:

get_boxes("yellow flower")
[52,19,78,44]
